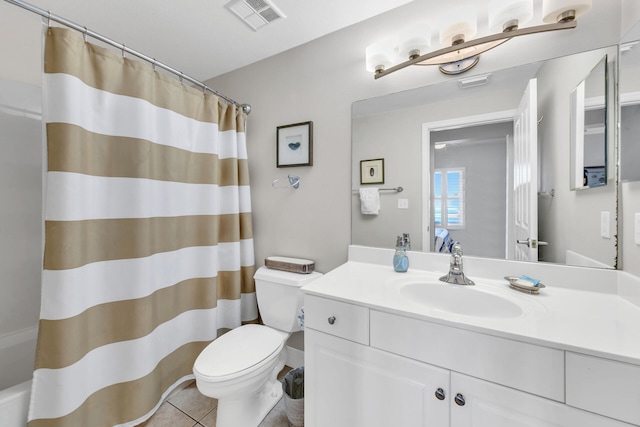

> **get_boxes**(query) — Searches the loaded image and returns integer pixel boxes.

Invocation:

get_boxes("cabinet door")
[305,328,450,427]
[450,372,634,427]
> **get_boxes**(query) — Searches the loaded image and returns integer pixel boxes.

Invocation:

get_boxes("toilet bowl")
[193,265,322,427]
[194,324,288,427]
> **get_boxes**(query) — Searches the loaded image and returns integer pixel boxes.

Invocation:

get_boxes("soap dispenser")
[393,235,409,273]
[403,233,411,251]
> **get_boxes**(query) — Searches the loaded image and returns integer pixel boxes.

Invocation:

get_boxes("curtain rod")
[4,0,251,114]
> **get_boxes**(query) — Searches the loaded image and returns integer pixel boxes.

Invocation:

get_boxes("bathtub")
[0,380,31,427]
[0,326,37,427]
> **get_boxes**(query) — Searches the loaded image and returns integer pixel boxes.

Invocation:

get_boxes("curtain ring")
[83,26,88,43]
[203,84,208,94]
[121,43,126,58]
[46,11,51,27]
[179,72,184,84]
[152,58,156,71]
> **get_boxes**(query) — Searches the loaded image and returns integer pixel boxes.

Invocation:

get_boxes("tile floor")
[139,366,293,427]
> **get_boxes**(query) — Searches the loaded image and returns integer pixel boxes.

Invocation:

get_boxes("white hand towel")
[359,187,380,215]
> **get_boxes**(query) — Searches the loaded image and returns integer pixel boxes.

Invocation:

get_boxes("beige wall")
[0,4,42,85]
[622,0,640,37]
[622,182,640,276]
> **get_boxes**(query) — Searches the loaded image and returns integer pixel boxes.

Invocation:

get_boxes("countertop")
[302,259,640,366]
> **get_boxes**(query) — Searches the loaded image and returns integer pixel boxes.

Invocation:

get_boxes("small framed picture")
[360,158,384,184]
[276,121,313,167]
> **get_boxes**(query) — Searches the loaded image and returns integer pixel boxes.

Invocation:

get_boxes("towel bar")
[352,186,403,193]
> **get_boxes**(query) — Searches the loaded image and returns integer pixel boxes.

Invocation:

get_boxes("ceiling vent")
[458,73,492,89]
[225,0,286,31]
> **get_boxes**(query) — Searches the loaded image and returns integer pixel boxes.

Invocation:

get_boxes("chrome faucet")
[439,243,475,286]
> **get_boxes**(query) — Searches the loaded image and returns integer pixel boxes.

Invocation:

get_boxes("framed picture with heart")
[276,121,313,167]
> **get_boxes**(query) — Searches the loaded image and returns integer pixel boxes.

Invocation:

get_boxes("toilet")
[193,265,322,427]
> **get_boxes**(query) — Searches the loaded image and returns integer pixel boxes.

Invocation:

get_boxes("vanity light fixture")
[366,0,592,78]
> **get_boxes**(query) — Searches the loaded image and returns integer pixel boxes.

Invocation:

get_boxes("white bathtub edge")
[0,380,31,427]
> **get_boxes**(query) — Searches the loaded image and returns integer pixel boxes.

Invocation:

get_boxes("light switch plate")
[635,213,640,245]
[600,211,610,239]
[398,199,409,209]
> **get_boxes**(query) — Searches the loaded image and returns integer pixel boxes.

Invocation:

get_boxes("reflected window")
[434,168,465,229]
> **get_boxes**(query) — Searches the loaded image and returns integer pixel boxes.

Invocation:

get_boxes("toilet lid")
[194,324,285,380]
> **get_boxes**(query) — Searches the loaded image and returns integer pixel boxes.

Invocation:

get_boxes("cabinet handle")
[328,316,336,325]
[435,388,446,401]
[454,393,466,406]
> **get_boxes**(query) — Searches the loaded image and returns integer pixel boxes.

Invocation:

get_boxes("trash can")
[282,366,304,426]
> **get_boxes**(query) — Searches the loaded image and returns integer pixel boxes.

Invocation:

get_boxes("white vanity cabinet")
[304,294,637,427]
[304,294,450,427]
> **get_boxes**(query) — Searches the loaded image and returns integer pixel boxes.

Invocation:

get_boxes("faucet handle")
[451,242,462,256]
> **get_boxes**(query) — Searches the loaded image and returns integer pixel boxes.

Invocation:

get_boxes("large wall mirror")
[352,46,618,269]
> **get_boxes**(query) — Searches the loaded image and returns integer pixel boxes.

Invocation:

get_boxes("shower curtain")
[28,27,257,427]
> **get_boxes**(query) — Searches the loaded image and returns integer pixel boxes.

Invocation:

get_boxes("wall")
[351,110,423,250]
[0,77,41,389]
[207,1,622,272]
[622,182,640,276]
[620,105,640,182]
[0,2,43,393]
[622,0,640,37]
[0,4,41,85]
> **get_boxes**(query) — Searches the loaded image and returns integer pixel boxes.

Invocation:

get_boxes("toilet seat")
[194,324,286,382]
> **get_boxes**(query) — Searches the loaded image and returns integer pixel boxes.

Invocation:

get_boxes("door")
[422,112,514,254]
[512,78,539,261]
[450,372,632,427]
[305,328,450,427]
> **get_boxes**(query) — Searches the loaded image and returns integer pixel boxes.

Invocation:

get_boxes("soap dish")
[504,276,546,295]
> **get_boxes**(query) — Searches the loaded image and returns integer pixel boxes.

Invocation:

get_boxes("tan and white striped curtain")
[28,27,258,427]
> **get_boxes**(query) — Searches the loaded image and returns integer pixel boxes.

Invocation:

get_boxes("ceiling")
[4,0,413,82]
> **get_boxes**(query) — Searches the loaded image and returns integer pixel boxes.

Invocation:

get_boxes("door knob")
[327,316,336,325]
[516,238,548,248]
[454,393,466,406]
[435,388,446,401]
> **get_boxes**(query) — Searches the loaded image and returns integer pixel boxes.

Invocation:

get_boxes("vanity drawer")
[566,352,640,425]
[370,310,565,402]
[304,295,369,345]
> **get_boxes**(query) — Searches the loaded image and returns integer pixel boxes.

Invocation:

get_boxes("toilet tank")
[254,266,322,333]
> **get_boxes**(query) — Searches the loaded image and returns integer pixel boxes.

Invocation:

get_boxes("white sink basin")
[397,280,524,318]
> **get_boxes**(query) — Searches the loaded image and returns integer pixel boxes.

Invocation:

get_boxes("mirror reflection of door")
[430,122,511,260]
[512,79,539,262]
